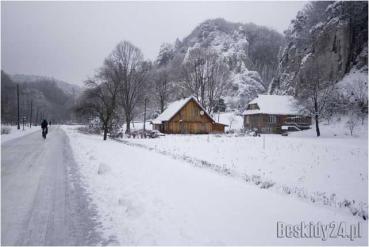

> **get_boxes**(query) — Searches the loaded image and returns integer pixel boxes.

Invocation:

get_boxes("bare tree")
[107,41,149,133]
[227,114,236,129]
[75,59,120,140]
[346,113,359,136]
[297,59,336,137]
[182,47,230,114]
[152,67,171,113]
[182,48,208,106]
[343,76,368,124]
[206,57,230,114]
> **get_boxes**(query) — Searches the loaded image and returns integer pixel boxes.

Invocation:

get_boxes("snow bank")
[1,125,40,144]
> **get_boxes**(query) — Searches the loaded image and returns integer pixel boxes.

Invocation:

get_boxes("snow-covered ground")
[291,117,368,138]
[1,125,40,144]
[63,125,367,245]
[123,118,368,220]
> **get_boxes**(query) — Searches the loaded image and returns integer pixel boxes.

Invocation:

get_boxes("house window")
[269,115,277,124]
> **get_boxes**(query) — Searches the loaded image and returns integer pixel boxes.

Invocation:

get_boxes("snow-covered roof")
[152,96,218,124]
[243,95,301,115]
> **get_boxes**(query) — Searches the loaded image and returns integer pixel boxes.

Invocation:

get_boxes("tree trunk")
[29,100,33,128]
[143,98,147,132]
[125,113,131,134]
[160,97,165,113]
[315,114,320,137]
[314,98,320,137]
[103,124,108,140]
[17,84,20,130]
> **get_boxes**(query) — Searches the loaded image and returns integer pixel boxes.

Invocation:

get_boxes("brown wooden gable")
[167,98,215,124]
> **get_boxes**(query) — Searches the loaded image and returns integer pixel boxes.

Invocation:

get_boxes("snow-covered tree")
[75,60,121,140]
[156,43,174,67]
[297,58,337,137]
[108,41,149,133]
[346,113,359,136]
[181,47,230,114]
[152,67,171,113]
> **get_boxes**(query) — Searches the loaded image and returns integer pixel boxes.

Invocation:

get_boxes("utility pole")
[29,100,33,128]
[35,108,39,126]
[17,84,20,130]
[143,98,148,132]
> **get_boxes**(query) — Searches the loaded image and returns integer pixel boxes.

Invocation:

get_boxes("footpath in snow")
[63,125,367,245]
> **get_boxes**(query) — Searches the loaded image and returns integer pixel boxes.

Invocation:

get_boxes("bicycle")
[42,128,48,139]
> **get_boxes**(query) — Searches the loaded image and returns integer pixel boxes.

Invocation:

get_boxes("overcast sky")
[1,1,306,85]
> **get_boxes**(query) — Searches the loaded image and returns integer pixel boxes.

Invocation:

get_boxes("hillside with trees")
[1,71,80,125]
[152,18,284,111]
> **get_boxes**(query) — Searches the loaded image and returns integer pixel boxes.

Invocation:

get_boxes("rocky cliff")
[269,1,368,95]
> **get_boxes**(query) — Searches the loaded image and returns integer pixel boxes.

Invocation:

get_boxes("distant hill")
[11,74,82,96]
[1,71,81,124]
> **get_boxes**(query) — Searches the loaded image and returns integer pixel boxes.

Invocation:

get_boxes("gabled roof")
[152,96,218,124]
[243,95,301,115]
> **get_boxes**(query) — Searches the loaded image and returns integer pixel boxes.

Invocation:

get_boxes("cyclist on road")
[41,119,48,139]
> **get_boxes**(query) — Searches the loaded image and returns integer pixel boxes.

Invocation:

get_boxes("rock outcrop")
[269,1,368,95]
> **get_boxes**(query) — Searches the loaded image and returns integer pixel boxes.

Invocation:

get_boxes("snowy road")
[1,126,103,245]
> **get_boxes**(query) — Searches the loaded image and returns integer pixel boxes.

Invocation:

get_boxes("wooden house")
[151,96,226,134]
[243,95,311,134]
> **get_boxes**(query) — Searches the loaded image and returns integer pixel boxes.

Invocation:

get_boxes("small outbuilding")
[152,96,226,134]
[243,95,311,134]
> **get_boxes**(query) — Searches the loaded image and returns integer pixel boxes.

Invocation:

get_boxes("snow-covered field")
[63,124,368,245]
[123,118,368,220]
[1,125,40,144]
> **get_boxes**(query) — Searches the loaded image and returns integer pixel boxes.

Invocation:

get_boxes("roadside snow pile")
[1,125,40,144]
[125,121,368,219]
[63,125,367,245]
[1,126,11,134]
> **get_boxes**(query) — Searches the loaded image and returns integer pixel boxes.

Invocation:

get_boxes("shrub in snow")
[226,129,235,134]
[251,175,262,185]
[345,114,359,136]
[1,127,11,135]
[282,186,291,195]
[97,163,110,175]
[243,174,251,182]
[260,180,275,189]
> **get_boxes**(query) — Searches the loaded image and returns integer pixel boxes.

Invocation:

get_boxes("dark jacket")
[41,120,48,129]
